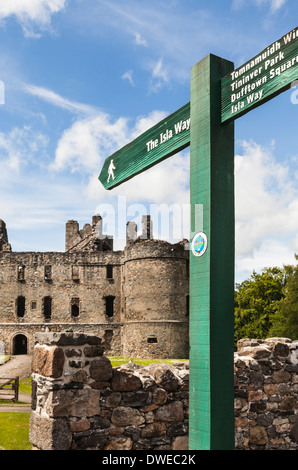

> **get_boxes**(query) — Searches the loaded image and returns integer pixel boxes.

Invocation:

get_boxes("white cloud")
[233,0,287,12]
[25,84,98,115]
[72,2,231,87]
[270,0,287,10]
[52,105,168,177]
[148,57,170,93]
[52,113,129,174]
[235,140,298,281]
[231,0,246,9]
[121,70,135,87]
[113,150,189,205]
[256,0,287,11]
[134,32,147,47]
[130,110,168,139]
[0,0,67,37]
[0,125,48,176]
[0,123,94,251]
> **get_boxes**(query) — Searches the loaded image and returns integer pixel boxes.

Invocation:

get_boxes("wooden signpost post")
[99,26,298,450]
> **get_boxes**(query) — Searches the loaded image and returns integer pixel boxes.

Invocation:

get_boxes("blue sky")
[0,0,297,283]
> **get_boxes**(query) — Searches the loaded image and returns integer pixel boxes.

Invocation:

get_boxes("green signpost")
[189,54,235,450]
[99,26,298,450]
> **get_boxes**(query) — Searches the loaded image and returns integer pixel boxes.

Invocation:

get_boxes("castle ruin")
[0,216,189,359]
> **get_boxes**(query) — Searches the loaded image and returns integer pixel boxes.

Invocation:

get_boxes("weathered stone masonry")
[30,332,189,451]
[0,215,189,359]
[235,337,298,450]
[29,332,298,450]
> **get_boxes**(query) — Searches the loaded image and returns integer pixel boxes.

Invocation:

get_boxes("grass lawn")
[0,413,31,451]
[19,378,32,395]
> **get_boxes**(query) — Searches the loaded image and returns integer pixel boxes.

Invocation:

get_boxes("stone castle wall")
[29,333,298,451]
[0,216,189,359]
[0,250,122,324]
[0,250,123,356]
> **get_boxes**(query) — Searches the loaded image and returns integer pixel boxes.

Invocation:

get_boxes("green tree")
[269,256,298,340]
[234,267,286,347]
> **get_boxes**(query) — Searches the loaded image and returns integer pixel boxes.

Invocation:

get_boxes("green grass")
[108,356,188,367]
[0,413,31,450]
[19,378,32,395]
[0,355,11,364]
[0,400,27,405]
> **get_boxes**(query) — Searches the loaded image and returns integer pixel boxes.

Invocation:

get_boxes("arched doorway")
[13,334,28,355]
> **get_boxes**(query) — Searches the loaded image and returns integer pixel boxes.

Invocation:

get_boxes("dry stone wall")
[234,337,298,450]
[29,332,298,451]
[30,332,189,451]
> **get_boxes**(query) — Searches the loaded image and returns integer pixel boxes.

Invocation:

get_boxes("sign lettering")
[221,27,298,122]
[98,102,190,190]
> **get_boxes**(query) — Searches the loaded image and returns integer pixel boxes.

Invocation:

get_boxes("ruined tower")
[0,219,11,252]
[122,217,189,359]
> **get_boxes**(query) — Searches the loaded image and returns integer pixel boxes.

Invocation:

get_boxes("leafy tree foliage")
[269,256,298,340]
[234,267,286,347]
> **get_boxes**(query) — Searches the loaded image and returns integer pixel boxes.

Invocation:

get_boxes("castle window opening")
[106,265,113,279]
[186,295,189,317]
[44,265,52,281]
[17,265,25,281]
[104,329,114,348]
[102,243,111,252]
[71,298,80,318]
[72,265,80,281]
[31,301,37,310]
[16,296,25,317]
[105,296,115,317]
[43,296,52,321]
[147,337,158,344]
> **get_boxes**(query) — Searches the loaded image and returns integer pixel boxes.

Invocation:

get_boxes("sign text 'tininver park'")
[221,27,298,122]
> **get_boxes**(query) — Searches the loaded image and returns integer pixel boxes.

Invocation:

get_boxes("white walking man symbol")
[107,159,116,183]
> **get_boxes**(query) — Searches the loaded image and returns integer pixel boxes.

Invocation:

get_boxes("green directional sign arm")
[98,102,190,190]
[221,26,298,122]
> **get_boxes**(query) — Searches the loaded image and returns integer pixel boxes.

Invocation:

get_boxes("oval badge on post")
[191,232,208,257]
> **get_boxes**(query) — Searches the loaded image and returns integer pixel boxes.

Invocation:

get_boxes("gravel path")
[0,355,32,412]
[0,355,32,380]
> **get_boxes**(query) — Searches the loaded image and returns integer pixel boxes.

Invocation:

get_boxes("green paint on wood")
[221,26,298,122]
[98,102,190,190]
[189,54,235,450]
